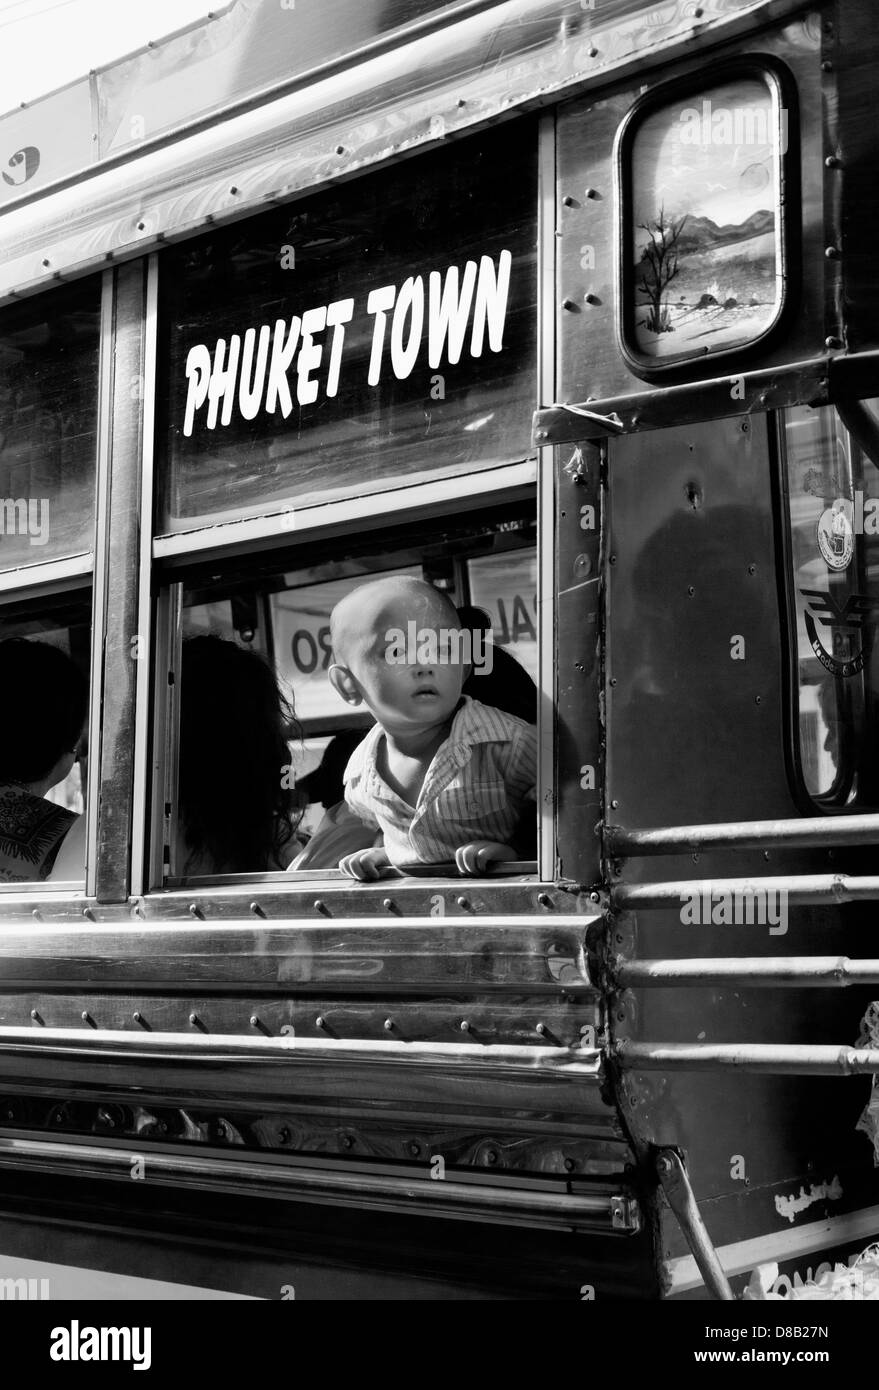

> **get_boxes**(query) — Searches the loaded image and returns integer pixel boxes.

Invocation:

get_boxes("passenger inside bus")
[174,636,305,875]
[325,576,537,879]
[0,638,88,883]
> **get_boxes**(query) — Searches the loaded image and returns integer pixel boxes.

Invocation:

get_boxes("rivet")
[755,695,762,705]
[41,258,50,267]
[535,428,548,440]
[584,292,599,305]
[382,897,401,915]
[279,1126,291,1143]
[30,1009,43,1025]
[609,553,617,564]
[611,799,620,809]
[81,1011,96,1028]
[825,335,843,349]
[825,155,842,169]
[133,1011,143,1024]
[136,221,145,231]
[250,1014,271,1036]
[457,98,467,107]
[188,903,203,919]
[31,909,41,921]
[313,898,330,916]
[564,1157,575,1172]
[383,1018,396,1033]
[460,1019,472,1032]
[536,1022,548,1036]
[824,246,841,259]
[189,1012,208,1032]
[562,194,577,207]
[341,1134,355,1150]
[537,892,553,909]
[486,1149,499,1166]
[335,145,345,155]
[687,585,695,596]
[821,59,833,72]
[456,896,472,911]
[408,1141,421,1157]
[562,297,579,312]
[249,901,266,917]
[609,677,618,687]
[584,187,597,199]
[82,907,95,921]
[229,186,239,195]
[748,564,756,575]
[617,1010,626,1021]
[692,5,703,15]
[588,45,598,57]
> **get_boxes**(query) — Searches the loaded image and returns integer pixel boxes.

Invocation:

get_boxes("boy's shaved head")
[330,576,460,667]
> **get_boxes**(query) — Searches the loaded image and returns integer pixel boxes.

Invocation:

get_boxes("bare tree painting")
[636,206,688,333]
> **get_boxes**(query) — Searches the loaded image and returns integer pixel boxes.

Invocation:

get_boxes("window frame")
[0,269,111,898]
[614,54,800,383]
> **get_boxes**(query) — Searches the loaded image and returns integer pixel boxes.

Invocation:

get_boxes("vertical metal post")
[537,109,557,878]
[92,259,149,903]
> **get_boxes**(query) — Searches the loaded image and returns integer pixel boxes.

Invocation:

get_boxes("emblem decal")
[801,589,879,678]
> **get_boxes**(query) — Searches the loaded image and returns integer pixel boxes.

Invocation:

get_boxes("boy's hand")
[338,847,391,881]
[455,840,515,875]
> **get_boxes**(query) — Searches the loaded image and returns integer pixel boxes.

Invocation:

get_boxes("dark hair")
[0,638,88,782]
[457,605,538,725]
[178,635,301,874]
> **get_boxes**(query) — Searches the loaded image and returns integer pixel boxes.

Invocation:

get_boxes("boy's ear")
[328,663,363,706]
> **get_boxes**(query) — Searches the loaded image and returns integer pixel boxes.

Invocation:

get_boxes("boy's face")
[341,602,465,734]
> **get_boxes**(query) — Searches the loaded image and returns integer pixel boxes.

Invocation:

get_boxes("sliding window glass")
[0,280,100,887]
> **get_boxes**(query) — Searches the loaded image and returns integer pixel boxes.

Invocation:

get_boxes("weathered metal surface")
[533,360,831,445]
[0,0,812,304]
[556,12,830,408]
[555,441,604,885]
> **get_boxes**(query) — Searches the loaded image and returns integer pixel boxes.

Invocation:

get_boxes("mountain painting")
[628,75,783,361]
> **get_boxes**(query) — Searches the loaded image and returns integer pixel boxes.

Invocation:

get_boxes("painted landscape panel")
[628,76,783,361]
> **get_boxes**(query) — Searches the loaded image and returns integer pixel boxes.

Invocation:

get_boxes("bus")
[0,0,878,1302]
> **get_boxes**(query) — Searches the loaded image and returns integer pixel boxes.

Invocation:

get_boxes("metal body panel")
[0,0,811,305]
[556,11,830,409]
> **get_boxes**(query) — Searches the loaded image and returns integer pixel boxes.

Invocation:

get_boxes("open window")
[156,504,538,885]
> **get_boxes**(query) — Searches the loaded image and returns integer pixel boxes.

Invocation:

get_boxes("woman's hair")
[178,635,301,874]
[0,638,88,783]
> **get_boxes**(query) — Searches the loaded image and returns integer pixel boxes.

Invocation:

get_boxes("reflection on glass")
[626,73,784,363]
[0,594,91,882]
[176,509,536,876]
[782,404,879,805]
[0,281,100,570]
[158,121,537,531]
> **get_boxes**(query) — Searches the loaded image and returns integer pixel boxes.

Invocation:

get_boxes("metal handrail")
[615,957,879,988]
[606,812,879,856]
[615,1042,879,1075]
[612,873,879,910]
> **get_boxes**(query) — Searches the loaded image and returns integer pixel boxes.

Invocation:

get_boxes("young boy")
[328,576,536,879]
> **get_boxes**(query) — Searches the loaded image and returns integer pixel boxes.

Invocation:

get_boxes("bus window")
[163,509,537,883]
[0,592,91,886]
[0,281,100,571]
[780,402,879,807]
[155,120,537,536]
